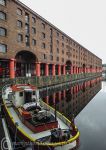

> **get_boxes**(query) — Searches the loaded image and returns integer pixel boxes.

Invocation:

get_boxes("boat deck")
[6,103,69,141]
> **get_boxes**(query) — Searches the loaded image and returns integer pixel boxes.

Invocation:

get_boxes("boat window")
[19,92,23,97]
[8,93,12,100]
[24,91,32,103]
[33,91,35,95]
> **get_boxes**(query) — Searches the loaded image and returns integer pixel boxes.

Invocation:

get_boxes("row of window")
[57,30,91,51]
[17,8,46,30]
[17,8,37,24]
[0,26,91,57]
[17,22,68,46]
[17,20,47,39]
[56,40,65,47]
[0,26,36,47]
[17,20,36,34]
[17,33,65,52]
[0,27,64,50]
[17,34,36,46]
[43,54,64,62]
[56,31,78,47]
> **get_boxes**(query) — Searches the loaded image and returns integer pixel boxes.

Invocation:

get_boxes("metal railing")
[0,72,102,91]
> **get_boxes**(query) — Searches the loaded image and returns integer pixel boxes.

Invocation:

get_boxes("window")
[42,43,46,49]
[17,20,22,28]
[33,91,35,95]
[57,48,59,53]
[62,35,64,40]
[17,34,23,42]
[25,13,29,23]
[17,8,22,15]
[32,39,36,46]
[0,27,6,36]
[32,27,36,34]
[42,23,45,29]
[25,35,30,46]
[70,40,72,45]
[57,32,59,37]
[66,38,68,43]
[44,54,47,59]
[57,57,59,61]
[50,28,52,35]
[0,11,6,20]
[42,32,45,39]
[50,55,53,60]
[0,0,6,6]
[19,92,23,97]
[62,43,64,47]
[25,24,29,34]
[62,49,64,54]
[32,17,36,23]
[0,43,7,53]
[57,40,59,45]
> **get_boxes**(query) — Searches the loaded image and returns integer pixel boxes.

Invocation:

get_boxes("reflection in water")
[75,81,106,150]
[101,81,106,92]
[40,77,101,120]
[40,77,102,150]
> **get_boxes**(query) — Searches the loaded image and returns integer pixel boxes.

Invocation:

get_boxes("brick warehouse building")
[0,0,102,79]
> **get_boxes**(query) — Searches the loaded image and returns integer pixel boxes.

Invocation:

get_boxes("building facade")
[0,0,102,79]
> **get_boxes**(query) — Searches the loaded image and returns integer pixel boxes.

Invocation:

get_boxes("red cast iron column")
[63,65,66,75]
[45,63,49,76]
[52,64,55,76]
[36,62,40,77]
[10,59,15,79]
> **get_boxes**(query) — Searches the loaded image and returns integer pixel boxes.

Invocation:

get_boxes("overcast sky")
[21,0,106,63]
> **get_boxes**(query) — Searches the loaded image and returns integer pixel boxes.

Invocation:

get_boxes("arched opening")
[66,60,72,74]
[15,51,38,77]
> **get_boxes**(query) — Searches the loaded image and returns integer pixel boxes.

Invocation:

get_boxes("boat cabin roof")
[23,102,41,110]
[11,84,36,92]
